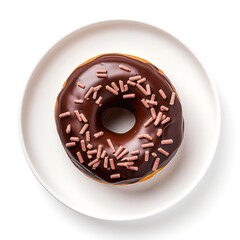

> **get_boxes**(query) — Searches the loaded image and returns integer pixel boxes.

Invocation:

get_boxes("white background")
[0,0,239,239]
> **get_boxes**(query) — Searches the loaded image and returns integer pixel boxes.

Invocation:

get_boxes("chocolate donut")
[55,53,184,184]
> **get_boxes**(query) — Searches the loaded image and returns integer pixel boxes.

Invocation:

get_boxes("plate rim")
[19,19,221,221]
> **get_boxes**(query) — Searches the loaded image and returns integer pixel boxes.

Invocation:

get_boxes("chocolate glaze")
[55,54,184,184]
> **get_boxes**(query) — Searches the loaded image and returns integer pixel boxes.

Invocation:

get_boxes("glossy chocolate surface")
[55,54,184,184]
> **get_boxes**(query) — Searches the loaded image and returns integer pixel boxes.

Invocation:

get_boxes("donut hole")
[102,107,136,134]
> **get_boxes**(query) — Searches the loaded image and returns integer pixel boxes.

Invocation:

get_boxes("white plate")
[20,20,221,221]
